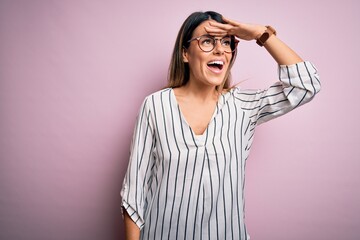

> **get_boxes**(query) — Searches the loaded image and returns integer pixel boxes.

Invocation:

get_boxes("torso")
[137,87,252,240]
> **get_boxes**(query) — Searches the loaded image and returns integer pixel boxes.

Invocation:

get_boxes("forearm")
[123,208,140,240]
[263,33,303,65]
[249,24,303,65]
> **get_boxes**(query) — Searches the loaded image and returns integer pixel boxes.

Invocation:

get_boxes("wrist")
[255,26,267,39]
[256,25,277,47]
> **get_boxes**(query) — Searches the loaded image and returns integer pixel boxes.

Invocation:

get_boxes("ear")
[182,47,189,63]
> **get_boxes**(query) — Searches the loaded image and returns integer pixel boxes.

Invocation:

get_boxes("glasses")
[188,35,239,53]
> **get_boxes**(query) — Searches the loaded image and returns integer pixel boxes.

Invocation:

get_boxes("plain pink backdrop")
[1,0,359,239]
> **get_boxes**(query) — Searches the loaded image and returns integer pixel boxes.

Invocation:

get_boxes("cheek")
[186,51,211,74]
[189,57,206,70]
[189,62,205,76]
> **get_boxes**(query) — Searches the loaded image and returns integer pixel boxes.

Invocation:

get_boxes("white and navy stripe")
[121,61,320,240]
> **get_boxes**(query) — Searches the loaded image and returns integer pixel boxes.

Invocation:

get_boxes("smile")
[207,60,224,72]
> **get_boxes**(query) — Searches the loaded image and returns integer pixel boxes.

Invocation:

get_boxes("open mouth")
[207,60,224,71]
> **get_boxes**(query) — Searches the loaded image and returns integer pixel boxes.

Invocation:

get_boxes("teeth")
[208,60,224,65]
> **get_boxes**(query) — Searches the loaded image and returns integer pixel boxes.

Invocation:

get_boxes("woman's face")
[183,20,233,88]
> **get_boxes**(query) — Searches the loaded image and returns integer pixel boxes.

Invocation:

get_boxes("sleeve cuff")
[121,200,145,229]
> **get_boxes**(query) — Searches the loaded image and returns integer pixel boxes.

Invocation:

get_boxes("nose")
[213,38,225,54]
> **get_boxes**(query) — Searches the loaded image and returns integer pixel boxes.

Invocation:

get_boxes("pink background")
[1,0,359,239]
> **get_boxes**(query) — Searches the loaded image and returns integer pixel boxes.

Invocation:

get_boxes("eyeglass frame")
[187,34,239,53]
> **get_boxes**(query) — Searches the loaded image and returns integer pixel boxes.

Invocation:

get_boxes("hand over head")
[204,17,266,41]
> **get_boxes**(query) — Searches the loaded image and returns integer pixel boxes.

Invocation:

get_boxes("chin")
[208,76,226,86]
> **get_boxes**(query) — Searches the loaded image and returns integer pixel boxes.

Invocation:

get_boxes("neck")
[181,81,219,102]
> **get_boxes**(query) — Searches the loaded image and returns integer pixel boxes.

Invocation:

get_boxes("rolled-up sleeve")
[235,61,321,125]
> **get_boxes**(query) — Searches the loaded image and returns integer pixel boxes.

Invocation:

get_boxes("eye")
[200,37,213,46]
[222,38,232,46]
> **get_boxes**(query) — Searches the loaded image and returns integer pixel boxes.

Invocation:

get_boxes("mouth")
[207,60,224,72]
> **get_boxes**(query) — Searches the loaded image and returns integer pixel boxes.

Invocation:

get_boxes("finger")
[205,25,227,33]
[208,21,231,31]
[204,26,228,37]
[222,16,240,26]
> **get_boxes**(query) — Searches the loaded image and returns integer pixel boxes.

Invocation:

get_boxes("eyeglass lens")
[198,36,235,53]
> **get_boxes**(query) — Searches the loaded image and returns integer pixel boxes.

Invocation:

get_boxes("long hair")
[167,11,238,91]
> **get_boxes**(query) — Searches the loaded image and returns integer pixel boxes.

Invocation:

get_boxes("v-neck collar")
[170,88,233,142]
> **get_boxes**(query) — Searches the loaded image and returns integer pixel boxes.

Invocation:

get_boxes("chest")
[179,101,217,135]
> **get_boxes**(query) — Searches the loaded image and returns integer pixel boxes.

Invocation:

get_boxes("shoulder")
[139,88,173,111]
[144,88,172,101]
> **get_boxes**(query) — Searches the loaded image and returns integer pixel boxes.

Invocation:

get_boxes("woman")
[121,11,320,240]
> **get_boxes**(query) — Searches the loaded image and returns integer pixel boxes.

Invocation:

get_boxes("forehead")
[192,20,215,37]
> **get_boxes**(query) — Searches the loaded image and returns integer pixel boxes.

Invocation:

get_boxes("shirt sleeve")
[234,61,321,125]
[120,96,156,229]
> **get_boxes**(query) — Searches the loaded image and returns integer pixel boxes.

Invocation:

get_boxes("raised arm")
[205,16,320,125]
[205,17,303,65]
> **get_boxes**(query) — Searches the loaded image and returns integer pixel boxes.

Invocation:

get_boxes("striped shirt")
[121,61,320,240]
